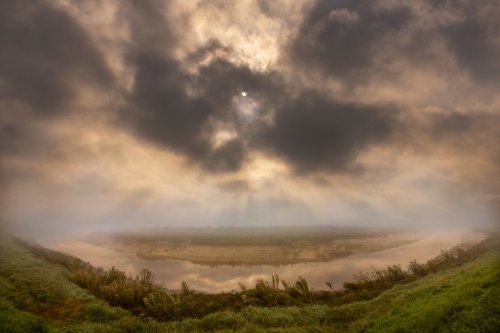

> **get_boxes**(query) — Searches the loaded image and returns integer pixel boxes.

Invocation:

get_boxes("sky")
[1,0,499,236]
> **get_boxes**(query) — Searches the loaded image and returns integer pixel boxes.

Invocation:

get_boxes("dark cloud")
[122,51,256,173]
[123,39,394,174]
[118,0,398,175]
[120,2,283,173]
[290,0,414,81]
[257,91,398,173]
[0,0,113,186]
[0,0,112,117]
[126,54,212,157]
[437,1,500,83]
[290,0,500,88]
[2,0,498,181]
[121,1,225,171]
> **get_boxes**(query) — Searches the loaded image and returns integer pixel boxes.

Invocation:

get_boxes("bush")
[244,279,293,307]
[143,291,177,320]
[408,259,427,277]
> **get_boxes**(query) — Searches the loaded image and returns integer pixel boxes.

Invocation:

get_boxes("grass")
[0,233,499,332]
[352,252,500,332]
[0,234,131,333]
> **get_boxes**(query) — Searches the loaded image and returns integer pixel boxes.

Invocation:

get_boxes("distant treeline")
[93,225,406,246]
[14,235,497,322]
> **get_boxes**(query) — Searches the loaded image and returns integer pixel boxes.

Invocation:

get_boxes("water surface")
[40,230,481,292]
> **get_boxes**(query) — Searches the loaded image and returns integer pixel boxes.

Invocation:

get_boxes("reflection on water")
[40,230,482,292]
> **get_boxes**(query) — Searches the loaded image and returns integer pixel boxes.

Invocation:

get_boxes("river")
[39,229,482,292]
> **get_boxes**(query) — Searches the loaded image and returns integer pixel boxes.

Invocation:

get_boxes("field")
[88,226,419,265]
[1,232,499,332]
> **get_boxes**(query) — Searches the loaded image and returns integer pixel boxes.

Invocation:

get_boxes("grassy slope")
[337,250,500,332]
[0,235,135,333]
[0,235,499,333]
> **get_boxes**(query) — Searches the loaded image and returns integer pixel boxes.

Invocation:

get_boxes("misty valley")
[2,0,500,331]
[1,228,498,332]
[41,226,479,292]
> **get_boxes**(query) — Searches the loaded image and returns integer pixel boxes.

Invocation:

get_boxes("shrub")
[408,259,427,277]
[143,290,177,320]
[244,279,293,307]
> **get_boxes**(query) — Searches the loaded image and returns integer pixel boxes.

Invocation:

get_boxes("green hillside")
[0,234,498,333]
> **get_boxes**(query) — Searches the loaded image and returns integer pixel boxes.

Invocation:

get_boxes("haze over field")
[1,0,500,237]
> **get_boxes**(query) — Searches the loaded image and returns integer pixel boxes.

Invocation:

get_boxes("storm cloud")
[290,0,500,92]
[119,1,284,172]
[257,91,398,173]
[118,0,401,174]
[0,0,112,117]
[291,0,415,82]
[438,0,500,83]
